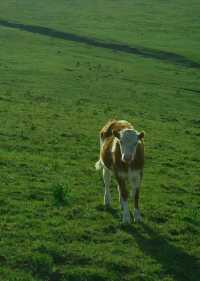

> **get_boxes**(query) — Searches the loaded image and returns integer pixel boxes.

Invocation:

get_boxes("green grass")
[0,1,200,280]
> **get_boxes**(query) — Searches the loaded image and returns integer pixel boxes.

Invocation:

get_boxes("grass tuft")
[53,183,72,207]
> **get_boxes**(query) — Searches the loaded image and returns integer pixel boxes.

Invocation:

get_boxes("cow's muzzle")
[122,154,133,164]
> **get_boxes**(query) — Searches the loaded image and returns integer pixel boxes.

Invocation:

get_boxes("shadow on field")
[0,19,200,69]
[123,223,200,281]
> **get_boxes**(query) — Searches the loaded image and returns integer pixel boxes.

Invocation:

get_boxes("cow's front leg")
[129,170,142,222]
[103,168,111,206]
[134,189,142,222]
[117,178,131,224]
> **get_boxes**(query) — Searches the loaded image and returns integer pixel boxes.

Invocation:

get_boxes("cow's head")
[114,129,144,163]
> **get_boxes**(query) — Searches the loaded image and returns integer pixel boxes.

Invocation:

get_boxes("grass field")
[0,1,200,280]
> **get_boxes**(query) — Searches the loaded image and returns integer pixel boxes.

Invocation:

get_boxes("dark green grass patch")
[52,183,73,207]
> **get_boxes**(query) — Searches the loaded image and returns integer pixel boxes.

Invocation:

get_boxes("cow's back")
[100,120,133,141]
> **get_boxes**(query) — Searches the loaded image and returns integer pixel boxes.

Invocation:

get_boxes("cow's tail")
[95,159,103,171]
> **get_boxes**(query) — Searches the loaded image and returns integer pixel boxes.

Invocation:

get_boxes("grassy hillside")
[0,1,200,280]
[1,0,200,60]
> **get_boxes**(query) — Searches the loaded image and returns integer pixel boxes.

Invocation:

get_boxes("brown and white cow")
[95,120,145,224]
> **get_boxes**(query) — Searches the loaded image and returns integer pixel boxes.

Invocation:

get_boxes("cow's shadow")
[122,222,200,281]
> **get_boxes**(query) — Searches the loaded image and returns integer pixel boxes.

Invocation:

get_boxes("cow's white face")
[117,129,144,163]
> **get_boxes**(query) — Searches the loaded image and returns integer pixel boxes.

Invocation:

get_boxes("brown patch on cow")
[132,141,144,170]
[100,136,114,169]
[138,131,145,140]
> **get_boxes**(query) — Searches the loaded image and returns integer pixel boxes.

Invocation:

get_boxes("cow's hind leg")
[103,167,111,206]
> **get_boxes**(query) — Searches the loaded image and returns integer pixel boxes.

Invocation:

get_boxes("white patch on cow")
[134,208,142,222]
[95,159,102,170]
[118,120,131,125]
[121,199,131,224]
[103,168,111,206]
[119,129,139,163]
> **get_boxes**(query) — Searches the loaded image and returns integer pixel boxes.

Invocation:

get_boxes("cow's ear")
[112,130,120,139]
[138,131,145,140]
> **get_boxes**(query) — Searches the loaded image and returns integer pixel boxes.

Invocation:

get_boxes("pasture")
[0,0,200,280]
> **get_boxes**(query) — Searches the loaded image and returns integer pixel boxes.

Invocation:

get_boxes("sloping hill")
[0,1,200,280]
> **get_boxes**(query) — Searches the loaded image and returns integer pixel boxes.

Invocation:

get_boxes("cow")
[95,120,145,224]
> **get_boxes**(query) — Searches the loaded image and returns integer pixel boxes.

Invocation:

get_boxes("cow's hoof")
[134,209,142,222]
